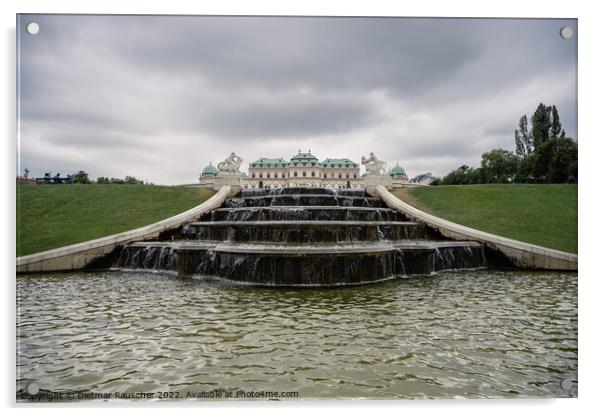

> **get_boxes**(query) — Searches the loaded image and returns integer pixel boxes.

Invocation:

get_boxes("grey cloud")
[40,130,150,150]
[17,15,577,184]
[196,95,375,139]
[20,16,484,96]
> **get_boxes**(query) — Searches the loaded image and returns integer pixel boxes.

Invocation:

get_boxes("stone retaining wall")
[376,185,577,271]
[16,186,236,274]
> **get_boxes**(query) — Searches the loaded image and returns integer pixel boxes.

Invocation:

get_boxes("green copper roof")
[250,157,288,167]
[201,163,218,176]
[248,152,360,168]
[290,151,319,162]
[389,163,406,176]
[321,158,358,167]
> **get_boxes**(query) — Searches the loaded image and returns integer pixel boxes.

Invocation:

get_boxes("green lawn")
[17,184,215,257]
[393,184,577,254]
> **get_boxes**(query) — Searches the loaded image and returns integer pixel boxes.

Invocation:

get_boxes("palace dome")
[290,150,319,166]
[201,163,218,176]
[389,163,406,177]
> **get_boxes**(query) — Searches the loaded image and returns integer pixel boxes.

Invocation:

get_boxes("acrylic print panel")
[16,15,578,402]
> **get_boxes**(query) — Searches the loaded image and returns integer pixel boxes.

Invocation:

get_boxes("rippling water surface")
[17,270,577,400]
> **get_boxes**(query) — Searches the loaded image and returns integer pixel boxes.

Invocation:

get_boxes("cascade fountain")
[113,187,486,286]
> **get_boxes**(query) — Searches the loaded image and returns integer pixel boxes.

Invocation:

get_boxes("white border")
[3,1,600,415]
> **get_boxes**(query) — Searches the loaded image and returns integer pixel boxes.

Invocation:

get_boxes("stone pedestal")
[213,174,242,191]
[364,175,393,196]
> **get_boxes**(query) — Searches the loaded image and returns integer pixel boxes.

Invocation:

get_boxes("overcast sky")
[17,15,577,184]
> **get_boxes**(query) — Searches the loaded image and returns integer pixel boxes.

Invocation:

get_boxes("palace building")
[199,150,411,189]
[246,150,361,189]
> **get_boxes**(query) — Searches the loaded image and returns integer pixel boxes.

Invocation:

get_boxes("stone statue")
[361,152,387,176]
[217,152,243,175]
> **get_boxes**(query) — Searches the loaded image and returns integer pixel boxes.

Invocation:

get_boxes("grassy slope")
[17,185,215,257]
[393,184,577,254]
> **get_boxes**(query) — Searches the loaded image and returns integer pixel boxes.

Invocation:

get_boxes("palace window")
[267,173,270,178]
[311,172,315,177]
[294,172,298,177]
[259,173,263,178]
[251,173,255,178]
[339,174,342,178]
[303,172,306,177]
[346,173,349,178]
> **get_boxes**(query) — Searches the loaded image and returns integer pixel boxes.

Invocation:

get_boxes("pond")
[16,269,577,401]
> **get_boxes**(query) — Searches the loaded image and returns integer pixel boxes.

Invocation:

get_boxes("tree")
[516,153,537,182]
[438,102,575,184]
[515,114,532,157]
[441,165,482,185]
[513,103,575,181]
[549,137,578,182]
[480,148,519,183]
[72,170,91,184]
[533,137,578,182]
[124,176,143,184]
[531,103,552,150]
[551,105,563,138]
[515,130,525,158]
[96,176,110,184]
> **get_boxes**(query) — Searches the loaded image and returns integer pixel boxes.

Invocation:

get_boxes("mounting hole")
[26,22,40,35]
[26,382,40,395]
[560,26,573,39]
[560,377,574,392]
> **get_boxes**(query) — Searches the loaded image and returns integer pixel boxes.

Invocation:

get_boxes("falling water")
[115,244,177,272]
[113,187,487,286]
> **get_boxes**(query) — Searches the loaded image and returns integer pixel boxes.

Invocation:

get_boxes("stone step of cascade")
[225,194,386,208]
[182,220,426,243]
[240,187,368,198]
[115,240,486,285]
[210,206,407,222]
[111,186,490,286]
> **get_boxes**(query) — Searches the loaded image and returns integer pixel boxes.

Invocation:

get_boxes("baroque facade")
[200,150,411,189]
[246,151,361,189]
